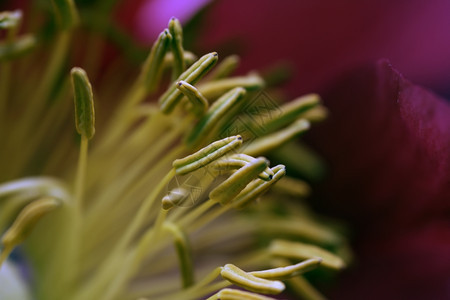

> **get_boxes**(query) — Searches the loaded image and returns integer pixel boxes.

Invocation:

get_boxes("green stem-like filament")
[74,169,175,300]
[74,135,89,213]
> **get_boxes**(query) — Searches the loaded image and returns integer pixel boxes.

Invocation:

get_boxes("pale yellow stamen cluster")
[0,2,351,300]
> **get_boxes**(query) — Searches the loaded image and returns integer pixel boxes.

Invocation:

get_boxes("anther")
[173,136,243,175]
[220,264,285,295]
[159,52,218,114]
[176,80,209,116]
[209,157,268,205]
[168,17,185,79]
[162,187,189,210]
[269,240,346,270]
[139,29,172,93]
[71,67,95,139]
[0,197,60,267]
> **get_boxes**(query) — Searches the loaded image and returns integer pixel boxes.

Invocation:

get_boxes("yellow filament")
[220,264,285,295]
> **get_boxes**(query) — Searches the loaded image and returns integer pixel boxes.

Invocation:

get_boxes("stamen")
[159,52,218,114]
[0,177,69,201]
[0,197,60,267]
[288,275,327,300]
[71,67,95,213]
[255,93,320,134]
[206,54,240,80]
[244,119,310,156]
[163,222,194,288]
[270,141,326,182]
[272,176,311,197]
[269,240,346,270]
[162,51,197,70]
[71,67,95,140]
[250,258,322,279]
[258,217,343,245]
[213,153,274,181]
[186,87,246,147]
[168,18,185,79]
[162,187,189,210]
[51,0,79,30]
[0,10,343,300]
[232,164,286,209]
[198,73,264,99]
[209,157,269,205]
[77,169,177,300]
[300,105,329,123]
[139,29,172,93]
[220,264,285,295]
[173,135,242,175]
[0,177,69,231]
[176,81,209,116]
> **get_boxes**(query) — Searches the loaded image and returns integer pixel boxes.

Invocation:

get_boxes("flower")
[132,1,450,298]
[0,2,349,300]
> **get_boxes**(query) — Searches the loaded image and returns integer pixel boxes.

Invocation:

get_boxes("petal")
[0,260,31,300]
[330,220,450,300]
[308,59,450,298]
[310,59,450,230]
[194,0,450,97]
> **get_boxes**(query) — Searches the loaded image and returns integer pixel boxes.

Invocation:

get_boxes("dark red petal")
[330,219,450,300]
[195,0,450,97]
[115,0,213,43]
[309,59,450,298]
[310,59,450,231]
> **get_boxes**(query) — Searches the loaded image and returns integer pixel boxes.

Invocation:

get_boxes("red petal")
[309,60,450,298]
[331,220,450,300]
[311,59,450,230]
[196,0,450,97]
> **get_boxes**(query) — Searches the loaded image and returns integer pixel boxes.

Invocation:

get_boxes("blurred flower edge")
[309,59,450,300]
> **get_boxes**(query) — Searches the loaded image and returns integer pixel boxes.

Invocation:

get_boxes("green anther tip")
[140,29,172,93]
[71,67,95,139]
[168,17,182,33]
[176,80,209,115]
[159,52,218,114]
[1,197,60,248]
